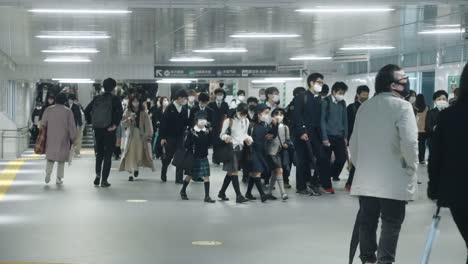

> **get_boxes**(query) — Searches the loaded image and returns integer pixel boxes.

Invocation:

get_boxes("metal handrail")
[0,126,30,159]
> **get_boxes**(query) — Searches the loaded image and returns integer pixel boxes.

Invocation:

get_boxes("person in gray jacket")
[350,64,418,264]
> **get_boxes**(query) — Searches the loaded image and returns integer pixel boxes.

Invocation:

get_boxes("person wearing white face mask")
[320,82,349,194]
[259,88,267,103]
[425,90,449,154]
[265,86,280,113]
[208,88,229,164]
[119,95,155,182]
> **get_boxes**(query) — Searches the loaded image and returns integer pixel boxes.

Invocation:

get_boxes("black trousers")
[418,132,428,163]
[359,196,406,264]
[450,206,468,264]
[161,136,184,182]
[321,135,347,189]
[295,128,322,191]
[94,128,116,182]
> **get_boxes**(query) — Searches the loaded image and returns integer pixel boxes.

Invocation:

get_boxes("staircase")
[82,124,94,149]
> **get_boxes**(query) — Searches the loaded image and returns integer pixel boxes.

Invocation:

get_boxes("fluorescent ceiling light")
[36,35,110,39]
[418,28,465,34]
[157,79,198,84]
[169,57,214,62]
[193,48,248,53]
[251,80,286,84]
[290,56,332,61]
[230,33,301,38]
[434,24,461,28]
[44,57,91,62]
[340,46,395,50]
[42,48,99,53]
[264,77,302,81]
[29,9,132,14]
[52,78,94,83]
[296,8,394,13]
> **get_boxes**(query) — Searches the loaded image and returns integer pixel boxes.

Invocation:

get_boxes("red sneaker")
[324,188,335,194]
[345,184,352,191]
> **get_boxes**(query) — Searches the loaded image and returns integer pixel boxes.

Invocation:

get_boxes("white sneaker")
[45,175,51,184]
[281,193,289,201]
[75,154,81,158]
[56,178,63,185]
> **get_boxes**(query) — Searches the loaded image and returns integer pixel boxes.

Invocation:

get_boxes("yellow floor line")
[0,159,25,201]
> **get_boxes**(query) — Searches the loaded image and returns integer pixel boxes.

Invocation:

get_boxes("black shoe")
[93,176,101,186]
[134,171,139,178]
[161,175,167,182]
[204,196,216,203]
[261,194,268,203]
[101,181,111,188]
[218,192,229,201]
[284,183,292,189]
[308,185,322,196]
[129,176,134,182]
[245,193,257,201]
[267,194,277,201]
[297,189,312,196]
[180,192,189,200]
[236,195,248,204]
[175,180,184,185]
[332,177,340,182]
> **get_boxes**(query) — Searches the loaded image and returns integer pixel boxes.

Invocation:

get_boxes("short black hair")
[237,90,246,96]
[174,89,188,100]
[356,85,370,95]
[433,90,448,101]
[214,88,225,97]
[103,78,117,92]
[198,92,210,103]
[410,90,417,97]
[187,89,196,96]
[247,97,258,104]
[293,87,306,97]
[265,87,279,96]
[55,93,68,105]
[236,103,249,116]
[321,84,330,94]
[459,63,468,104]
[332,82,348,93]
[307,73,324,88]
[68,94,77,100]
[375,64,402,94]
[259,88,266,94]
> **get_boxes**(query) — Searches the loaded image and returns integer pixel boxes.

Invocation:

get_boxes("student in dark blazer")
[428,63,468,264]
[207,88,229,164]
[190,92,213,128]
[160,89,189,184]
[425,90,449,152]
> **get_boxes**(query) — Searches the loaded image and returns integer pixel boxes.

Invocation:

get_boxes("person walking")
[40,93,77,185]
[85,78,124,188]
[428,63,468,264]
[208,88,229,164]
[425,90,449,153]
[66,94,84,158]
[119,95,155,181]
[349,64,418,264]
[414,94,429,165]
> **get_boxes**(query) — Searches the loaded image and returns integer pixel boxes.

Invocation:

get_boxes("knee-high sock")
[268,174,277,194]
[254,177,266,196]
[246,176,255,195]
[231,176,242,196]
[204,182,210,197]
[276,176,285,195]
[219,174,231,194]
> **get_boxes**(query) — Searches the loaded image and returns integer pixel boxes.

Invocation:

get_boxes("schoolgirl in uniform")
[179,111,215,203]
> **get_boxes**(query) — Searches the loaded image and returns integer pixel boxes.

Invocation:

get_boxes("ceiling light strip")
[42,49,100,53]
[37,35,111,39]
[418,29,465,34]
[230,33,301,38]
[29,9,132,14]
[290,56,332,60]
[295,8,395,13]
[340,46,395,50]
[193,48,248,53]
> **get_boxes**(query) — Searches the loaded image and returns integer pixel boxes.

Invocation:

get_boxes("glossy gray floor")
[0,150,465,264]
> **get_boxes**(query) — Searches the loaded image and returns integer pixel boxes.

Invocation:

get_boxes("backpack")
[91,94,113,128]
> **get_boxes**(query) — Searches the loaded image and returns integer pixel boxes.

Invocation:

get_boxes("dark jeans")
[359,196,406,264]
[450,206,468,264]
[161,136,184,182]
[295,128,322,191]
[321,135,347,189]
[94,128,116,182]
[418,132,428,163]
[346,164,355,186]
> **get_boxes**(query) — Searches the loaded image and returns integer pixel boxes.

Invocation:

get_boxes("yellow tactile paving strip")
[0,154,41,201]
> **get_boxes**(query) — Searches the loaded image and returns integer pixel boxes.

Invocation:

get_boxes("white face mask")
[229,101,238,109]
[276,115,284,123]
[435,100,449,110]
[334,95,345,102]
[314,84,323,93]
[68,100,74,105]
[259,94,266,101]
[260,114,272,124]
[157,102,161,108]
[238,95,246,102]
[197,119,207,127]
[162,100,169,107]
[132,102,139,108]
[409,97,416,104]
[188,96,196,103]
[273,94,280,103]
[216,95,224,102]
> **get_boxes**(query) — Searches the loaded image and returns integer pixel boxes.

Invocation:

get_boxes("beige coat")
[119,110,155,172]
[416,106,428,133]
[41,105,77,162]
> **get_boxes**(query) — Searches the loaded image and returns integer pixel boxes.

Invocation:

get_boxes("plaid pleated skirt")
[192,157,210,179]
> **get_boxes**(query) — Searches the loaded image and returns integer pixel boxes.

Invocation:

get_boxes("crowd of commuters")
[33,63,468,263]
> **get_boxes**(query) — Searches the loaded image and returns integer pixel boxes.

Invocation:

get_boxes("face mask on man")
[216,95,224,102]
[392,78,410,98]
[188,96,196,103]
[435,100,449,110]
[334,94,345,102]
[260,114,272,124]
[276,115,284,123]
[259,94,266,101]
[162,100,169,107]
[238,95,246,102]
[273,94,280,103]
[314,84,323,93]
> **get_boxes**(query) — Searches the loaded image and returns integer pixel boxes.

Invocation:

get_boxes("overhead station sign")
[154,65,300,78]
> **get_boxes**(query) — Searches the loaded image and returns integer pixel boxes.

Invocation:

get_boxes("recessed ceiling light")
[193,48,248,53]
[52,78,94,83]
[290,56,333,61]
[230,33,301,38]
[156,79,198,84]
[434,24,461,28]
[42,48,99,53]
[264,77,302,81]
[44,57,91,62]
[36,35,110,39]
[29,9,132,14]
[252,80,286,84]
[169,57,214,62]
[340,46,395,50]
[295,8,395,13]
[418,28,465,34]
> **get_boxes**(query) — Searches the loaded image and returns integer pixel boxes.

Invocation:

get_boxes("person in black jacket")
[207,88,229,164]
[425,90,449,153]
[160,89,189,184]
[66,94,84,158]
[292,73,325,196]
[428,63,468,264]
[190,92,213,128]
[345,85,370,190]
[84,78,124,188]
[30,102,43,142]
[39,94,56,121]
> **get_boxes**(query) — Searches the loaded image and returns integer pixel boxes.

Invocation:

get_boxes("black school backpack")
[91,94,113,128]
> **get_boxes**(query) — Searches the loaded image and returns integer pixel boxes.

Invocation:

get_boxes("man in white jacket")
[350,64,418,264]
